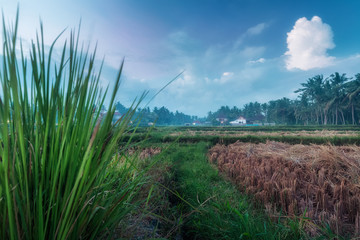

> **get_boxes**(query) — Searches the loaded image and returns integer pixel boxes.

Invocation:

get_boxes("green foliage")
[122,126,360,146]
[0,12,145,239]
[207,72,360,126]
[207,105,242,123]
[165,125,360,132]
[114,101,129,114]
[163,142,314,239]
[113,103,200,126]
[152,106,200,126]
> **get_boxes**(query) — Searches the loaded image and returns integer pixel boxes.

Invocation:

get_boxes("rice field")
[112,126,360,238]
[208,140,360,237]
[169,129,360,137]
[2,10,360,239]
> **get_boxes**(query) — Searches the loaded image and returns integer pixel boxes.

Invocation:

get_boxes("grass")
[147,125,360,132]
[121,131,360,146]
[1,10,358,240]
[105,146,172,239]
[160,142,317,239]
[0,11,147,239]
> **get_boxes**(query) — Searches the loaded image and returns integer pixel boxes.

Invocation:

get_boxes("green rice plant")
[165,142,313,239]
[0,11,146,239]
[130,130,360,146]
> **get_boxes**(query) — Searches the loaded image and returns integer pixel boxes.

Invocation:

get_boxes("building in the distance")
[216,115,228,125]
[230,116,246,126]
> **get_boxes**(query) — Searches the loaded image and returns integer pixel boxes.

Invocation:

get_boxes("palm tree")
[326,73,348,124]
[294,95,313,125]
[295,75,327,124]
[344,74,360,124]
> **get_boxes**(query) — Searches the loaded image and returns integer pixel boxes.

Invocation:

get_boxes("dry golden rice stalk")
[208,141,360,237]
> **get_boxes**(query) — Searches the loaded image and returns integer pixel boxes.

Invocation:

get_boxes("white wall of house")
[230,117,246,125]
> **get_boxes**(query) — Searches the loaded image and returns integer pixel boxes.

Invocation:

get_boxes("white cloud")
[234,22,268,49]
[213,72,234,84]
[222,72,233,77]
[167,71,196,96]
[246,23,267,36]
[285,16,335,71]
[239,46,266,59]
[248,58,265,64]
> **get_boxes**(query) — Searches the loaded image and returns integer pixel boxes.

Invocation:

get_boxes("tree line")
[114,102,201,126]
[113,72,360,126]
[207,72,360,125]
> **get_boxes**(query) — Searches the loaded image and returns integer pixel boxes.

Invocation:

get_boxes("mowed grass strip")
[164,142,314,240]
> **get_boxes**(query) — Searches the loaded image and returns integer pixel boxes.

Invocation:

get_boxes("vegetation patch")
[0,13,147,240]
[160,142,324,239]
[169,130,360,137]
[125,132,360,146]
[109,147,174,239]
[209,141,360,237]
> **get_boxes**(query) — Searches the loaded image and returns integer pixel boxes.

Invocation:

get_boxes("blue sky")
[1,0,360,116]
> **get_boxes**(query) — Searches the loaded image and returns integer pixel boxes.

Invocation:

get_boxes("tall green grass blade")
[0,10,148,240]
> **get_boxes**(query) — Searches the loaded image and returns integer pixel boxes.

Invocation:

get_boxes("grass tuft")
[0,10,146,240]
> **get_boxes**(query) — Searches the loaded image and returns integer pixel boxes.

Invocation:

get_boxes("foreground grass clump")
[209,141,360,238]
[163,142,315,239]
[0,13,144,239]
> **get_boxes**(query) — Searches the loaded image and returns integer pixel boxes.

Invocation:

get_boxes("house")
[230,116,246,126]
[192,120,202,126]
[216,116,228,124]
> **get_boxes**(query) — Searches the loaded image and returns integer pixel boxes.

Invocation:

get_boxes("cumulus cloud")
[285,16,335,71]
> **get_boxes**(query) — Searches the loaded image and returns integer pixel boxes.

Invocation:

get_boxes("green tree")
[295,75,328,124]
[344,73,360,124]
[326,73,348,124]
[115,101,128,114]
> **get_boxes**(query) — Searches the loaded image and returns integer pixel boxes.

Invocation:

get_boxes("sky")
[1,0,360,116]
